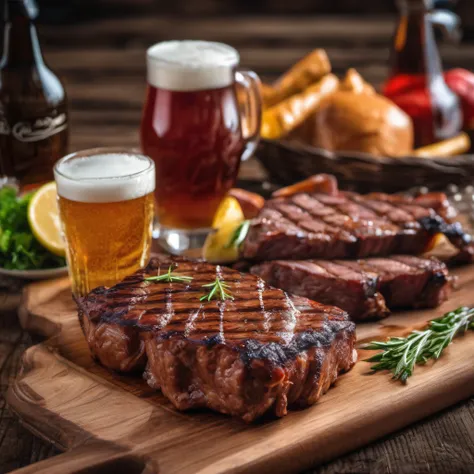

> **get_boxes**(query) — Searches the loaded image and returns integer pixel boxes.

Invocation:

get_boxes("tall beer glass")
[54,148,155,296]
[140,40,261,254]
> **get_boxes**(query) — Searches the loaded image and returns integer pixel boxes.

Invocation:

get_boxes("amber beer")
[141,40,261,254]
[54,148,155,296]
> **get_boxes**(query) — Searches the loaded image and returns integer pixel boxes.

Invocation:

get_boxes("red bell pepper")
[444,68,474,130]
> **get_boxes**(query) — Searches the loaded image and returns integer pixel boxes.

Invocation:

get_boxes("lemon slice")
[212,196,245,229]
[28,182,65,257]
[203,220,244,264]
[204,196,246,263]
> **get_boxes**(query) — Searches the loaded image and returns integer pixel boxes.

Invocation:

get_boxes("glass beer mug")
[140,40,261,254]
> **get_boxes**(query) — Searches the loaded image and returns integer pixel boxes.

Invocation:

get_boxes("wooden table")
[1,15,474,474]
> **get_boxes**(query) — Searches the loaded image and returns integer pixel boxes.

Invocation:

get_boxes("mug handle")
[235,70,262,162]
[430,10,462,43]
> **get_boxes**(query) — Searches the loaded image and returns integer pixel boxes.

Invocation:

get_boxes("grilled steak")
[243,188,472,262]
[251,256,450,321]
[77,256,357,422]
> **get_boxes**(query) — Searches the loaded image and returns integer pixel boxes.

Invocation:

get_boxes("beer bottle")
[0,0,68,188]
[383,0,462,147]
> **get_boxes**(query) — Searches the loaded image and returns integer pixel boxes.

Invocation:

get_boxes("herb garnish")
[225,220,250,249]
[200,274,234,302]
[145,265,193,284]
[362,306,474,383]
[0,186,66,270]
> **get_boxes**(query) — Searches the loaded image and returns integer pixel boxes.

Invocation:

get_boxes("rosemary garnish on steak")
[145,265,193,284]
[225,220,250,249]
[200,275,234,302]
[362,306,474,382]
[145,264,234,302]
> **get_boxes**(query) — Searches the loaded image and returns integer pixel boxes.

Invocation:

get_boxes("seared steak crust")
[243,190,472,261]
[77,256,356,422]
[252,259,387,321]
[251,256,450,321]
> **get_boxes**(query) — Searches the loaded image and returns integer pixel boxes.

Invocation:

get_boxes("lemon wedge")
[28,182,65,257]
[204,196,246,263]
[203,220,245,263]
[212,196,244,229]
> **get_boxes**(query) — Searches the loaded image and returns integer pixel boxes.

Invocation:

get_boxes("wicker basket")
[256,139,474,193]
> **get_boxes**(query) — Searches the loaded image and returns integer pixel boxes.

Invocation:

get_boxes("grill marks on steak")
[76,257,356,422]
[243,190,472,261]
[251,256,450,321]
[252,260,387,321]
[348,255,450,309]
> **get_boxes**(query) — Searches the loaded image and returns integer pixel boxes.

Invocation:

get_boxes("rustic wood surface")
[1,13,474,474]
[5,269,474,474]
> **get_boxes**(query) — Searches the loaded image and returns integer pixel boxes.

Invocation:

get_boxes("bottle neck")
[390,1,443,79]
[397,0,434,14]
[1,7,44,66]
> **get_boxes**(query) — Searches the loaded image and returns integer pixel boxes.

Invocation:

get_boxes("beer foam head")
[146,40,239,91]
[54,152,155,203]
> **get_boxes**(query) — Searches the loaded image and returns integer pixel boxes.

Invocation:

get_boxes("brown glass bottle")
[0,0,68,188]
[383,0,461,147]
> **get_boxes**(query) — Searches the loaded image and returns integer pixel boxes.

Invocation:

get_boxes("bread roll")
[340,68,375,95]
[311,88,413,157]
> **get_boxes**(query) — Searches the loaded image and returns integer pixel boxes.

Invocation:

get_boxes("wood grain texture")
[5,312,470,474]
[5,264,474,474]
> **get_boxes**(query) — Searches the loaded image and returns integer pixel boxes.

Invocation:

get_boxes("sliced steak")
[351,255,450,309]
[251,256,450,321]
[251,259,387,321]
[243,188,472,262]
[76,256,357,422]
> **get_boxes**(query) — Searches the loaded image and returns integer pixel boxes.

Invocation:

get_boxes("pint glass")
[54,148,155,296]
[140,40,261,254]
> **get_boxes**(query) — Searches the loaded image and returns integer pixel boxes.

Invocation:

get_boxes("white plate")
[0,266,69,280]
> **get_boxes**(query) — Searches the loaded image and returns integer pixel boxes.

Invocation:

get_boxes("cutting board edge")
[5,344,94,452]
[18,277,71,338]
[8,277,474,474]
[6,336,474,474]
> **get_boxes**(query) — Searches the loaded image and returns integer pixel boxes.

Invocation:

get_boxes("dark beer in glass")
[140,40,261,254]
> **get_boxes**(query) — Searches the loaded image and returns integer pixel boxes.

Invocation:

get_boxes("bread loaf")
[311,70,413,156]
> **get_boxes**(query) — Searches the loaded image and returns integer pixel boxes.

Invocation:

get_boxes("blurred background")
[18,0,474,25]
[2,0,473,169]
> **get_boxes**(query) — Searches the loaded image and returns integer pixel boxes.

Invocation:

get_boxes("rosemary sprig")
[225,220,250,249]
[200,274,234,302]
[145,265,193,284]
[362,306,474,383]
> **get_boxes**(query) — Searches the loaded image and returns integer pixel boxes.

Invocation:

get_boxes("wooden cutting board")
[7,267,474,474]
